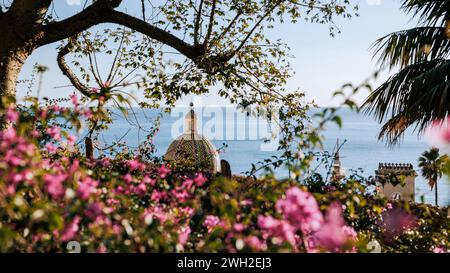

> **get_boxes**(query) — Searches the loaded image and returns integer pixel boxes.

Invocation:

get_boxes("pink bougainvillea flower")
[245,236,267,251]
[144,205,169,224]
[194,173,208,186]
[157,165,171,178]
[181,178,194,190]
[70,94,79,106]
[425,118,450,148]
[77,177,99,200]
[126,159,145,171]
[233,223,245,232]
[135,183,147,196]
[6,106,19,122]
[275,187,323,234]
[82,108,92,119]
[142,176,156,186]
[178,226,191,246]
[61,216,81,242]
[314,202,353,252]
[45,143,57,154]
[203,215,223,232]
[150,190,167,202]
[432,247,447,253]
[85,202,104,220]
[257,215,297,246]
[170,187,190,202]
[67,135,77,146]
[380,207,418,240]
[122,173,133,184]
[46,126,62,141]
[44,173,67,199]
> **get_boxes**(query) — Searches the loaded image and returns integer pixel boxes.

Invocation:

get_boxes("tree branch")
[57,36,92,97]
[38,0,122,46]
[204,0,217,48]
[40,2,203,61]
[193,0,204,45]
[8,0,52,27]
[103,9,204,60]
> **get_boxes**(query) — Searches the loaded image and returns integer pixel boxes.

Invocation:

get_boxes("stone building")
[375,163,417,202]
[164,103,221,173]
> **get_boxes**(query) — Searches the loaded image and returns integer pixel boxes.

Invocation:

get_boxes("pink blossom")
[106,198,120,206]
[314,202,352,252]
[203,215,223,232]
[61,216,81,242]
[257,215,297,246]
[425,118,450,148]
[171,188,190,202]
[77,177,99,200]
[275,187,323,233]
[44,173,66,199]
[179,207,194,218]
[245,236,267,251]
[70,94,79,106]
[178,226,191,246]
[98,157,111,167]
[158,165,171,178]
[150,190,167,202]
[122,173,133,184]
[380,207,418,240]
[67,135,77,146]
[6,107,19,122]
[240,199,253,206]
[4,150,25,166]
[46,126,62,141]
[194,173,208,186]
[135,183,147,196]
[181,178,194,190]
[233,223,245,232]
[144,205,169,224]
[85,202,104,220]
[432,247,447,253]
[1,127,17,141]
[31,130,41,138]
[126,159,144,171]
[82,108,92,118]
[96,245,107,253]
[386,202,393,210]
[45,143,57,153]
[143,176,156,186]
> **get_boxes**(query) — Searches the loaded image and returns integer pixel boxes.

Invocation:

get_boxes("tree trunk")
[435,181,438,207]
[0,13,36,116]
[0,49,28,105]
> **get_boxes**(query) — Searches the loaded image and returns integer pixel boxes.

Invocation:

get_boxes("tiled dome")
[164,105,220,173]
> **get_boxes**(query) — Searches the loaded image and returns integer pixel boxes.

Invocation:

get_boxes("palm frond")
[373,26,450,69]
[401,0,450,26]
[363,59,450,143]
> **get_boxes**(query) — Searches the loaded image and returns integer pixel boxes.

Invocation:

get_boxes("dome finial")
[184,103,198,134]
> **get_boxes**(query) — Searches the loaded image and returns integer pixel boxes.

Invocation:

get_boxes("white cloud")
[67,0,82,6]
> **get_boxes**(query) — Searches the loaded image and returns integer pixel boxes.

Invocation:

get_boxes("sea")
[99,107,450,207]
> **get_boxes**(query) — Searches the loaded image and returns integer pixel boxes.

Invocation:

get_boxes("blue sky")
[18,0,417,107]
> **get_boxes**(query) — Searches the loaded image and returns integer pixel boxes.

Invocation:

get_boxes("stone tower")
[375,163,416,202]
[331,139,345,182]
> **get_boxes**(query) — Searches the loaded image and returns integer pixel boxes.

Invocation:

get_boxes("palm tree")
[363,0,450,144]
[418,147,446,206]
